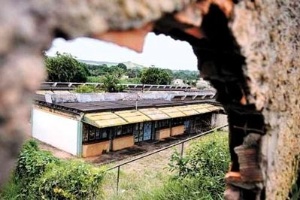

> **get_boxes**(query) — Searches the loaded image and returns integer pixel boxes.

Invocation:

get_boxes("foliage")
[140,67,172,85]
[117,63,127,71]
[140,132,229,200]
[36,160,104,200]
[170,132,229,178]
[173,70,199,81]
[12,139,105,200]
[86,63,127,77]
[15,140,60,199]
[45,52,90,82]
[102,74,126,92]
[126,68,142,78]
[119,77,140,84]
[0,177,21,200]
[74,84,102,93]
[86,64,111,76]
[139,178,223,200]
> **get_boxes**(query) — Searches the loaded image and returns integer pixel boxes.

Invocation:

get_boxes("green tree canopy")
[45,52,89,82]
[102,74,126,92]
[140,67,172,85]
[117,63,127,71]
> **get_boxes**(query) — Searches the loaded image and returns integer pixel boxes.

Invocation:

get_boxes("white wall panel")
[32,108,79,156]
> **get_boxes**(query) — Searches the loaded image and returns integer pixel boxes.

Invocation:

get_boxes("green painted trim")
[77,121,83,157]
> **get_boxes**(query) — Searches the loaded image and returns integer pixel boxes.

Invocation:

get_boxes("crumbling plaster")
[0,0,197,187]
[232,0,300,199]
[1,0,300,199]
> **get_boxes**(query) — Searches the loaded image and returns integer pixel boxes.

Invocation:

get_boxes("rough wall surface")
[1,0,300,199]
[232,1,300,198]
[0,0,196,187]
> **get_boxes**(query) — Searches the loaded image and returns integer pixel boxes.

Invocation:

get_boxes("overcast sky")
[47,33,198,71]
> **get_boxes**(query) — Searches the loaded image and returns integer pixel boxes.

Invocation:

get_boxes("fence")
[106,124,228,194]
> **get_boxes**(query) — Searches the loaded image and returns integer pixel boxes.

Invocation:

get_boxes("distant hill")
[77,59,118,67]
[77,59,146,69]
[122,61,146,69]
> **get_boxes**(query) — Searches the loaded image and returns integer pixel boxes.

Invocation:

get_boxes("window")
[172,117,185,126]
[83,123,110,143]
[114,124,133,137]
[122,124,133,135]
[83,125,89,142]
[155,120,170,129]
[116,126,122,136]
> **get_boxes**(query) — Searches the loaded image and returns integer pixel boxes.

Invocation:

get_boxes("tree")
[45,52,89,82]
[140,67,172,85]
[110,65,125,78]
[102,74,126,92]
[117,63,127,71]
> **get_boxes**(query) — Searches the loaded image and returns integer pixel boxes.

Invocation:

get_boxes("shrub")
[141,131,229,200]
[15,140,59,198]
[0,177,21,200]
[14,140,105,200]
[169,131,229,179]
[36,160,104,200]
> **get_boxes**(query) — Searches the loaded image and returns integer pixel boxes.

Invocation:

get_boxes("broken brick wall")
[232,0,300,199]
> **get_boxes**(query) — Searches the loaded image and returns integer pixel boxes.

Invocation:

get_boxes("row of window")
[83,124,134,143]
[83,115,211,143]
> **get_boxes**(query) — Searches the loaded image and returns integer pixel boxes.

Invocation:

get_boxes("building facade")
[32,93,225,157]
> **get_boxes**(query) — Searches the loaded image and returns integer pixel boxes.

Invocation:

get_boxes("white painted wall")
[32,108,79,156]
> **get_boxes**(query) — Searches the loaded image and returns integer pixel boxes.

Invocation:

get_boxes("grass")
[0,131,229,200]
[0,177,21,200]
[103,158,172,200]
[103,131,229,200]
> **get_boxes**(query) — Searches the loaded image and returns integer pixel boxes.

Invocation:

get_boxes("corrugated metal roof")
[115,110,151,123]
[82,103,223,128]
[176,106,199,116]
[206,105,223,112]
[189,104,222,113]
[187,104,211,113]
[139,108,170,120]
[158,107,186,118]
[83,112,127,128]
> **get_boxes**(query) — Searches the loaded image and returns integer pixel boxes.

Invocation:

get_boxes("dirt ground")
[37,133,196,169]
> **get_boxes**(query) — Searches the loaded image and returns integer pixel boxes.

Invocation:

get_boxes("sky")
[46,33,198,71]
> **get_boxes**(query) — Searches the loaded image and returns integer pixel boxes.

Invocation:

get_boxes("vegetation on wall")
[74,84,102,93]
[45,52,90,82]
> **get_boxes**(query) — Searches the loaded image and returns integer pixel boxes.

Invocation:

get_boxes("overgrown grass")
[139,131,229,200]
[1,132,228,200]
[103,159,172,200]
[104,131,229,200]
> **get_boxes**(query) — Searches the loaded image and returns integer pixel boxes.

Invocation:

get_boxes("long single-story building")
[31,92,226,157]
